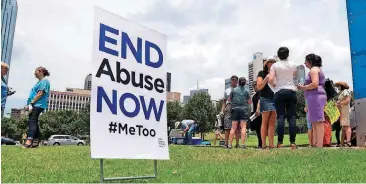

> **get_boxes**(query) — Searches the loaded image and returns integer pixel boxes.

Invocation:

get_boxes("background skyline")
[5,0,354,115]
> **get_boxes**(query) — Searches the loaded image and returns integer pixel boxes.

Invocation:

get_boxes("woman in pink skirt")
[297,54,327,148]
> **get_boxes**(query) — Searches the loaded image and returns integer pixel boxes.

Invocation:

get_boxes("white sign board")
[90,7,169,160]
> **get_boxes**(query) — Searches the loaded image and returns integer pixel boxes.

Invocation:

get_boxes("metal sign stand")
[99,159,158,183]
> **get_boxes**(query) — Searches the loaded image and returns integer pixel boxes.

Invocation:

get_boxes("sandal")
[32,139,41,148]
[277,144,283,148]
[290,144,297,150]
[346,142,352,147]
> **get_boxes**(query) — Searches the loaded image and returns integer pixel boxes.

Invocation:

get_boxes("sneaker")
[222,145,228,148]
[240,145,247,149]
[235,144,240,148]
[277,144,283,148]
[227,144,233,149]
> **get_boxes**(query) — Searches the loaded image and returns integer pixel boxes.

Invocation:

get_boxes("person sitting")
[175,120,198,145]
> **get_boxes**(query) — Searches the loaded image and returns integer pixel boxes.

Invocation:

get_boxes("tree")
[216,98,224,114]
[1,117,18,138]
[182,92,216,139]
[167,101,183,130]
[296,90,306,119]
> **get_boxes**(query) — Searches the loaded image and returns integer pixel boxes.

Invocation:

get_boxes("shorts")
[260,97,276,113]
[231,108,249,122]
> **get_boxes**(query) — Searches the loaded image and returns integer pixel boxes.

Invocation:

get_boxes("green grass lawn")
[200,131,334,146]
[2,143,366,183]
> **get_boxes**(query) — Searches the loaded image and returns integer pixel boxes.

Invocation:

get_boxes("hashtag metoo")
[112,122,156,137]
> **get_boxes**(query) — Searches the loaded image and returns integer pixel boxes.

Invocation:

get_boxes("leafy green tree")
[1,117,18,138]
[167,101,183,130]
[182,92,216,138]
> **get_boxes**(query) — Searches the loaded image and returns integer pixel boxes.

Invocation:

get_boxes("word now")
[97,86,164,121]
[99,23,163,69]
[96,58,165,93]
[110,122,156,137]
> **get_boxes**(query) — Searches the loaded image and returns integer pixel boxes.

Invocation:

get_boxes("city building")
[190,89,209,96]
[167,92,181,102]
[84,74,92,90]
[46,88,90,112]
[183,95,190,104]
[1,0,18,115]
[10,108,26,121]
[248,52,264,94]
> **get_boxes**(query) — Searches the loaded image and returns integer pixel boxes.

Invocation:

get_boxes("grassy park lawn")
[2,135,366,183]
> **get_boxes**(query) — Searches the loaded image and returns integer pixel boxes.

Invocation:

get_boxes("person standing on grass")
[304,104,313,147]
[1,62,16,118]
[297,54,326,148]
[221,75,240,148]
[23,66,51,148]
[228,77,251,149]
[335,81,352,147]
[269,47,298,150]
[257,57,277,149]
[175,119,198,145]
[250,81,262,148]
[213,126,223,146]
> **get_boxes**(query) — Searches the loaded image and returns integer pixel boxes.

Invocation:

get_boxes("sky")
[4,0,354,115]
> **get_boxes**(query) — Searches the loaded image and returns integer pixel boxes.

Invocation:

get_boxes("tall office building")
[1,0,18,82]
[183,95,190,104]
[248,52,264,94]
[84,74,92,90]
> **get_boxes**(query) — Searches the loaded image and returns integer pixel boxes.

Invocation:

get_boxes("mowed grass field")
[2,133,366,183]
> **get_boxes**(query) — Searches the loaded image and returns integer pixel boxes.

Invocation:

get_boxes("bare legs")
[229,121,239,147]
[312,121,324,148]
[341,126,352,146]
[261,111,276,148]
[240,121,247,145]
[308,129,313,146]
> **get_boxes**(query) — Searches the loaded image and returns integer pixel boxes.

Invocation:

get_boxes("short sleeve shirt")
[181,120,195,131]
[27,78,51,109]
[1,77,8,109]
[230,86,250,110]
[257,71,274,99]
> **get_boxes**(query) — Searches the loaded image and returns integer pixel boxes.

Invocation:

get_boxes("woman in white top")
[269,47,298,149]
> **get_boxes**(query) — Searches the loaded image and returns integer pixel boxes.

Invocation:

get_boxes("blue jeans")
[27,107,44,140]
[185,124,198,145]
[274,89,297,144]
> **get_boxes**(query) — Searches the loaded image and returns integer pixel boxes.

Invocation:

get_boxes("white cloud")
[4,0,354,114]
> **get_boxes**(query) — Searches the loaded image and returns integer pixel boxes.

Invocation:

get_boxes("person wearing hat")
[228,77,251,149]
[257,56,277,149]
[175,119,198,145]
[335,81,352,147]
[221,75,240,148]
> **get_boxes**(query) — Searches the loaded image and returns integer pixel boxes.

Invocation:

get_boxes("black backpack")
[324,78,337,100]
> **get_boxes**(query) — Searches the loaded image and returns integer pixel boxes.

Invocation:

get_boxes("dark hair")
[263,59,269,74]
[305,54,322,67]
[231,75,238,80]
[37,66,50,77]
[339,85,349,91]
[277,47,289,60]
[239,77,246,86]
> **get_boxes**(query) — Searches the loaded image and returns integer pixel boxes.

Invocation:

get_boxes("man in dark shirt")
[250,81,262,148]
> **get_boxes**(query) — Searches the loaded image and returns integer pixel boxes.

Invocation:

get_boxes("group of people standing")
[1,62,51,149]
[220,46,353,149]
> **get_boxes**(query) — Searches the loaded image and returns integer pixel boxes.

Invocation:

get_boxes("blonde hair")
[1,62,9,69]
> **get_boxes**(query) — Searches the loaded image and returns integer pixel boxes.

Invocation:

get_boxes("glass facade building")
[1,0,18,82]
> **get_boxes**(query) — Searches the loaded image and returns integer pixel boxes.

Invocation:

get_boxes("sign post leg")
[100,159,104,183]
[99,159,158,182]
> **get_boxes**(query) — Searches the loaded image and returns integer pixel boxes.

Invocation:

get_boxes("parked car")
[44,135,86,146]
[1,137,16,145]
